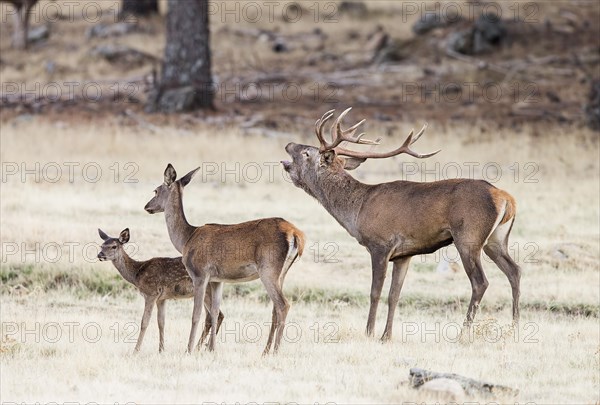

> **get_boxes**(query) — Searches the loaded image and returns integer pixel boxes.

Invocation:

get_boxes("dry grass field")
[1,0,599,404]
[1,119,598,403]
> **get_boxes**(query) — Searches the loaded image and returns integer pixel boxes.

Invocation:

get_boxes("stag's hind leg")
[484,220,521,324]
[454,240,488,329]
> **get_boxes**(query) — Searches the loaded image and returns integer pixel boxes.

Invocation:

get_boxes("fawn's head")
[282,108,438,193]
[144,164,199,214]
[97,228,130,261]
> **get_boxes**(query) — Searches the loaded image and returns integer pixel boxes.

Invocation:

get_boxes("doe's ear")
[319,150,336,167]
[98,228,110,241]
[164,164,177,185]
[341,156,367,170]
[179,167,200,187]
[118,228,130,244]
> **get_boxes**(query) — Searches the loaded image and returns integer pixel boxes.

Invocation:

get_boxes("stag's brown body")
[97,228,224,353]
[283,108,520,341]
[354,179,515,256]
[145,164,305,354]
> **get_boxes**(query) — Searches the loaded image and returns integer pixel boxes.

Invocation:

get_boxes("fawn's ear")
[341,156,367,170]
[180,167,200,187]
[118,228,130,244]
[320,150,336,166]
[164,164,177,185]
[98,228,110,241]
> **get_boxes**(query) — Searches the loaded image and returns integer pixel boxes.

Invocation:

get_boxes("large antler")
[314,108,440,159]
[314,107,379,152]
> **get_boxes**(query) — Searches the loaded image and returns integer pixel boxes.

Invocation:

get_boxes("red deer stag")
[97,228,224,352]
[144,164,305,354]
[282,108,520,341]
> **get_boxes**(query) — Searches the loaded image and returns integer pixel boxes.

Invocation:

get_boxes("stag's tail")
[487,188,517,248]
[493,188,517,225]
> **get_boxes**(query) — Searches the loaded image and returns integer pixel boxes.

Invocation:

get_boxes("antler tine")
[354,132,380,145]
[334,124,441,160]
[318,107,379,151]
[329,107,353,144]
[314,109,335,147]
[409,123,428,145]
[401,129,414,148]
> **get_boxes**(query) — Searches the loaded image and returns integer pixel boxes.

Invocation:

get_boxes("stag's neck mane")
[310,169,372,237]
[164,185,197,253]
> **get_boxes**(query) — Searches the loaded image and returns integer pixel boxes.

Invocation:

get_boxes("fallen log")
[409,367,519,397]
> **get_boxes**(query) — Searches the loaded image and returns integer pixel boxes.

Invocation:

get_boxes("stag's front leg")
[381,256,411,342]
[187,275,208,353]
[366,252,388,337]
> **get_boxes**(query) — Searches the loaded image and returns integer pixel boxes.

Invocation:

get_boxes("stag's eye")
[154,190,158,196]
[111,246,117,250]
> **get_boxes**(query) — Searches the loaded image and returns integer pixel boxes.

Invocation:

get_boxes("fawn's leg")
[156,299,166,352]
[135,295,158,352]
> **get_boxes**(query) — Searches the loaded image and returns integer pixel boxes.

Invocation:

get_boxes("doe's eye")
[302,151,309,157]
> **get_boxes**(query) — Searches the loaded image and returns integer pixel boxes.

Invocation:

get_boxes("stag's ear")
[320,150,336,166]
[164,164,177,185]
[179,167,200,187]
[98,228,110,241]
[341,157,367,170]
[118,228,130,244]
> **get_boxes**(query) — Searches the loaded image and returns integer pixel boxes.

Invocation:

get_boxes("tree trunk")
[6,0,39,49]
[147,0,214,113]
[120,0,158,18]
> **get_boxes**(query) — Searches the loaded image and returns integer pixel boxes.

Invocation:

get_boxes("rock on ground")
[420,378,466,401]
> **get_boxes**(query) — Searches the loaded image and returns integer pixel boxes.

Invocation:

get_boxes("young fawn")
[97,228,224,353]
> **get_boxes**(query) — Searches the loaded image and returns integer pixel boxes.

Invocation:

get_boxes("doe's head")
[97,228,130,261]
[144,163,199,214]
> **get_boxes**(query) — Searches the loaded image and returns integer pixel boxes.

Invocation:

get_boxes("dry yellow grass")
[1,117,598,403]
[1,291,598,403]
[1,0,599,402]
